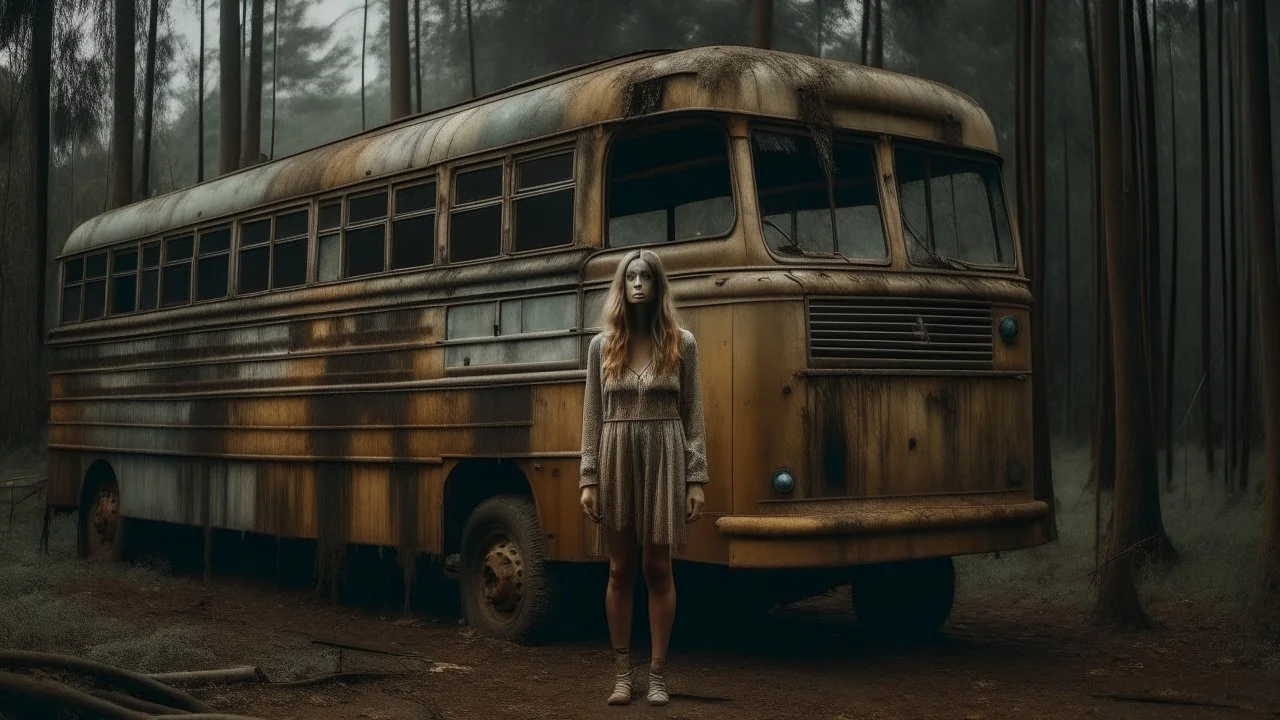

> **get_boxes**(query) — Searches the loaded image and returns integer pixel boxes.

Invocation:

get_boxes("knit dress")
[579,328,710,551]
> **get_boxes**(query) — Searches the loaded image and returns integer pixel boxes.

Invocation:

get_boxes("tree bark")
[1239,0,1280,640]
[1198,0,1214,471]
[753,0,773,49]
[871,0,884,68]
[32,0,51,338]
[1227,13,1240,491]
[219,0,242,174]
[242,0,264,167]
[414,0,422,113]
[139,0,161,199]
[465,0,477,97]
[1164,14,1179,492]
[1137,0,1165,444]
[1217,0,1233,490]
[859,0,871,65]
[1084,0,1116,494]
[1063,129,1074,437]
[112,0,136,207]
[198,0,206,182]
[389,0,411,120]
[269,0,278,159]
[1093,0,1153,628]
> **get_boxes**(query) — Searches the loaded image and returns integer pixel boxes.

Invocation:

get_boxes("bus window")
[514,151,573,252]
[317,201,342,282]
[751,129,887,261]
[82,253,108,320]
[608,123,733,248]
[196,227,231,301]
[392,180,436,270]
[346,190,388,277]
[160,235,194,307]
[60,257,84,324]
[139,242,160,310]
[110,247,138,315]
[271,208,309,288]
[451,165,503,263]
[238,218,271,294]
[895,145,1015,268]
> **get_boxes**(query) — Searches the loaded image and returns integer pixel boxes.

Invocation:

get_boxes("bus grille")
[807,297,994,369]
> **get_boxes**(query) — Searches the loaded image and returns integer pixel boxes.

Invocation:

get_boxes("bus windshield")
[751,128,888,262]
[895,145,1016,270]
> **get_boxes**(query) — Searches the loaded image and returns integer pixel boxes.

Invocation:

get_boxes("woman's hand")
[686,484,705,522]
[580,486,599,522]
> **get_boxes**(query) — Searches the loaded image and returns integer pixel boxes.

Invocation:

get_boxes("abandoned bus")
[47,46,1053,642]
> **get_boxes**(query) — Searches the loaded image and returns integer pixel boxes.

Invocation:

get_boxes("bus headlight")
[998,315,1020,344]
[772,470,795,494]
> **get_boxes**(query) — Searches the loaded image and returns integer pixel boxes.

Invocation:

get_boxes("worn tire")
[852,556,955,641]
[78,478,126,563]
[458,495,556,644]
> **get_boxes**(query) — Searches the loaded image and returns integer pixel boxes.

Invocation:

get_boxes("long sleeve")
[578,334,604,488]
[679,330,710,486]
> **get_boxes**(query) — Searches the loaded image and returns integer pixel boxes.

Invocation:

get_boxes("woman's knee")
[608,555,636,593]
[641,548,674,591]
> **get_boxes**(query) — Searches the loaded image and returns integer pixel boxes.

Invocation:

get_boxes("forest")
[1,0,1279,708]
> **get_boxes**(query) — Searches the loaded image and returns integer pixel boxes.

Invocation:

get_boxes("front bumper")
[714,500,1051,569]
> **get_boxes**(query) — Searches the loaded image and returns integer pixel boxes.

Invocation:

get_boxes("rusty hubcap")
[89,485,120,556]
[479,538,524,618]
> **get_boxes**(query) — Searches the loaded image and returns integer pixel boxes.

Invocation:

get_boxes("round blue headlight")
[998,315,1020,344]
[772,470,794,494]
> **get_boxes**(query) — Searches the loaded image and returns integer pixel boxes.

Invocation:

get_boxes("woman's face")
[624,257,655,306]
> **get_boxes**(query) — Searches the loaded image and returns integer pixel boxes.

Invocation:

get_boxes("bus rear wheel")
[851,556,954,641]
[458,496,555,644]
[79,478,125,563]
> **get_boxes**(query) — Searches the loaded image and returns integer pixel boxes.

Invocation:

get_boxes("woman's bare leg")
[641,542,675,705]
[605,527,638,704]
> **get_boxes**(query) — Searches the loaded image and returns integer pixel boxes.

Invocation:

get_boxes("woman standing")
[579,249,708,706]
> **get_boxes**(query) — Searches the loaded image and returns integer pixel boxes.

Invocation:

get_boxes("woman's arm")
[579,335,604,489]
[679,331,710,486]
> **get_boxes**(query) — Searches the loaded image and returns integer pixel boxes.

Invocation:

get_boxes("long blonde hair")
[600,249,683,381]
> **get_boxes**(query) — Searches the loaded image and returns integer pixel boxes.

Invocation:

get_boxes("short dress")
[579,328,709,551]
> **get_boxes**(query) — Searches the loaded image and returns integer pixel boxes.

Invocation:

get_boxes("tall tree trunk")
[1093,0,1153,628]
[1240,0,1280,641]
[219,0,242,174]
[112,0,136,207]
[1227,14,1240,491]
[33,0,52,339]
[414,0,422,113]
[1028,0,1056,540]
[1137,0,1165,449]
[1063,129,1074,437]
[242,0,264,166]
[1084,0,1115,494]
[753,0,773,48]
[1198,0,1215,471]
[859,0,871,65]
[1164,14,1179,492]
[198,0,206,182]
[871,0,883,68]
[269,0,278,159]
[139,0,161,199]
[465,0,477,97]
[1233,2,1249,492]
[1217,0,1233,491]
[361,0,368,129]
[389,0,411,120]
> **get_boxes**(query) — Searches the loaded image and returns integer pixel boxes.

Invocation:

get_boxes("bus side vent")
[807,297,994,369]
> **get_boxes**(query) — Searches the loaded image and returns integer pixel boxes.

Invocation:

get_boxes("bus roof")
[62,46,998,257]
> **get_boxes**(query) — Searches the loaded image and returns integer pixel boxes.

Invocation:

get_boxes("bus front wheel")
[851,556,955,640]
[458,495,555,644]
[78,478,126,563]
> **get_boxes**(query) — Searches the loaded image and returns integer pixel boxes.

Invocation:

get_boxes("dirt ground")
[3,443,1280,720]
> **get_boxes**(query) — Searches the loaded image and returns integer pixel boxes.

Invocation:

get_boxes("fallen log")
[0,670,144,720]
[148,666,266,688]
[0,649,212,713]
[96,688,186,715]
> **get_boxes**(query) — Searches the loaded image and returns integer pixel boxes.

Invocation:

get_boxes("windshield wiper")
[901,211,968,271]
[763,217,854,263]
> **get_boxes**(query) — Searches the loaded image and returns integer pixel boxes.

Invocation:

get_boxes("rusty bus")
[47,46,1054,643]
